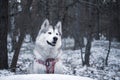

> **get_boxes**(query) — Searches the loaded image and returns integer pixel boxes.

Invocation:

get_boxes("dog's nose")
[53,37,58,41]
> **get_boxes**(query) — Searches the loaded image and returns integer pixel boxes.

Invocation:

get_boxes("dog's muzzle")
[47,41,56,46]
[47,37,58,46]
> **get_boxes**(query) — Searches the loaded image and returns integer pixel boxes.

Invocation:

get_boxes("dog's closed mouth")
[47,41,56,46]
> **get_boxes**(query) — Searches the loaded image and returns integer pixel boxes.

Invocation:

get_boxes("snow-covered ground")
[0,74,94,80]
[1,35,120,80]
[62,40,120,80]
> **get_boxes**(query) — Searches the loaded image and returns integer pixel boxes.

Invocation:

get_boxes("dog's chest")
[35,46,59,59]
[43,48,58,58]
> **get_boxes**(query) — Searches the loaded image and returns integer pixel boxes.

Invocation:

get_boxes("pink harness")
[36,58,58,73]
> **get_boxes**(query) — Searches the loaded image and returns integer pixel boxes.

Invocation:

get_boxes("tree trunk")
[83,25,93,66]
[83,0,93,66]
[74,38,80,50]
[115,0,120,41]
[96,9,100,40]
[84,25,92,66]
[105,28,111,66]
[105,38,111,66]
[10,32,25,72]
[0,0,8,69]
[10,0,33,72]
[80,47,84,66]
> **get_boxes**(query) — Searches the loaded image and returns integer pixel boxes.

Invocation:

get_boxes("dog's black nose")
[53,37,58,41]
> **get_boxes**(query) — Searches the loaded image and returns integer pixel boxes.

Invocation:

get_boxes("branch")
[0,11,22,18]
[9,11,22,17]
[91,27,108,34]
[65,0,79,10]
[61,0,79,23]
[78,0,98,8]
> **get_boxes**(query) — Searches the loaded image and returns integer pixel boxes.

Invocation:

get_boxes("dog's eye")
[56,33,58,35]
[48,32,52,34]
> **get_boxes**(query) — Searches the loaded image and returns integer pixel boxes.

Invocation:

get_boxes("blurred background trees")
[0,0,120,70]
[9,0,120,49]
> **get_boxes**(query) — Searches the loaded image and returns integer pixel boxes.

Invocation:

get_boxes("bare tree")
[105,34,111,66]
[105,18,112,66]
[10,0,33,72]
[83,25,93,66]
[0,0,8,69]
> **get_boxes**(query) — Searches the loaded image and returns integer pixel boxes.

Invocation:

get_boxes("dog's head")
[36,19,62,48]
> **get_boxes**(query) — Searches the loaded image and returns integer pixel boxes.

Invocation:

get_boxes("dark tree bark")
[95,9,100,40]
[10,0,33,72]
[0,0,8,69]
[10,32,25,72]
[105,26,112,66]
[83,26,92,66]
[105,37,111,66]
[84,35,92,66]
[114,0,120,41]
[83,0,94,66]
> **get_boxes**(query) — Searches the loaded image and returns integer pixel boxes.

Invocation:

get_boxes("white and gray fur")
[29,19,65,74]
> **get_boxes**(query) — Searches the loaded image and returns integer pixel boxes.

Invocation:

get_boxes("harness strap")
[35,58,58,73]
[36,59,45,65]
[46,58,58,73]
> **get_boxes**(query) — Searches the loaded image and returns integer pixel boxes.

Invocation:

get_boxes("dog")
[29,19,65,74]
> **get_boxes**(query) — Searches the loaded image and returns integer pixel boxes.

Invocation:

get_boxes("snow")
[0,74,94,80]
[62,37,75,49]
[3,35,120,80]
[0,70,14,77]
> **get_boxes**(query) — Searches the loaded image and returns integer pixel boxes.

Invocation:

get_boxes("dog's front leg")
[54,60,65,74]
[32,61,46,74]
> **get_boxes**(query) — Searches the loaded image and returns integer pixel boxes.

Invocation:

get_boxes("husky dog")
[30,19,64,74]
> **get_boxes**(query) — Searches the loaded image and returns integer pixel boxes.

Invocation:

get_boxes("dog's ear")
[38,19,50,34]
[41,19,49,30]
[55,21,62,35]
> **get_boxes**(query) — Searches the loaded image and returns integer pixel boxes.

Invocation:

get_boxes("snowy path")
[0,74,94,80]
